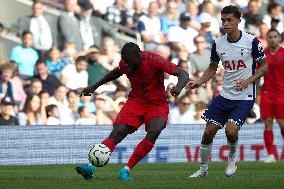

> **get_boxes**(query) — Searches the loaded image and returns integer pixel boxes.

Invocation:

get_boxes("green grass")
[0,162,284,189]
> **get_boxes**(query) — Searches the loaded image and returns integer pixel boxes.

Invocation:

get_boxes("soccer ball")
[88,144,111,167]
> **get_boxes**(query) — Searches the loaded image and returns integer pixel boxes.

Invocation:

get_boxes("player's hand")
[186,81,201,90]
[170,86,181,97]
[235,79,249,91]
[80,86,95,97]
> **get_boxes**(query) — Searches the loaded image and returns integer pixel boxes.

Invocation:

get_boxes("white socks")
[228,140,238,159]
[200,143,212,172]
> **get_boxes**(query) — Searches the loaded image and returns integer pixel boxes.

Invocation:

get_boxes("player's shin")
[101,138,117,152]
[200,143,212,172]
[228,140,238,159]
[127,137,154,169]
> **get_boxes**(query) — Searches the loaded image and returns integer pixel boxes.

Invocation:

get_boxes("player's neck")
[269,46,280,54]
[227,30,241,43]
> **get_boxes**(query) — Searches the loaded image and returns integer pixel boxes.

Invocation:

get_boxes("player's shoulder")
[242,31,256,42]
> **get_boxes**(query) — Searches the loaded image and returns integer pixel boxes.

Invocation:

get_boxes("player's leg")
[263,118,277,162]
[224,121,240,176]
[102,123,137,152]
[224,99,254,176]
[189,122,219,178]
[118,104,168,180]
[275,97,284,139]
[260,92,276,162]
[118,117,166,180]
[276,119,284,139]
[189,95,227,178]
[76,124,136,180]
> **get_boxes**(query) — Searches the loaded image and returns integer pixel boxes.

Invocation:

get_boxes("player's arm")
[170,66,190,97]
[236,37,268,91]
[236,59,267,91]
[188,63,218,89]
[80,67,123,96]
[188,41,219,89]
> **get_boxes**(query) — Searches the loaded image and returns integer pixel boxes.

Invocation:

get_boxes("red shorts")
[260,91,284,119]
[113,99,169,128]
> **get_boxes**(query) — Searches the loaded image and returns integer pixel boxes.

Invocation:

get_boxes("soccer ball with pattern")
[88,144,111,167]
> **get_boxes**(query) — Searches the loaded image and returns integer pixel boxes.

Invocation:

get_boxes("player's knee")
[203,129,216,140]
[226,130,238,143]
[109,127,128,143]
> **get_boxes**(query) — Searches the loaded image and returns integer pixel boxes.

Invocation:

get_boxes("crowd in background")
[0,0,284,125]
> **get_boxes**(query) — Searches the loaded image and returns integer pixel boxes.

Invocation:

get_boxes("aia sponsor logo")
[224,60,247,70]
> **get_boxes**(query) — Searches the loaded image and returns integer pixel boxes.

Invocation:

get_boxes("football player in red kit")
[261,28,284,163]
[76,42,189,180]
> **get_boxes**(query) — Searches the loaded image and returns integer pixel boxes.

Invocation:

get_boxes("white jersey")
[211,31,266,100]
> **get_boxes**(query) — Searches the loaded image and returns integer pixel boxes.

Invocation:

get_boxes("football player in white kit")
[188,5,268,178]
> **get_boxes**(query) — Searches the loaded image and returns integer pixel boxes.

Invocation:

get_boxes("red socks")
[127,137,154,169]
[101,138,117,152]
[264,130,274,155]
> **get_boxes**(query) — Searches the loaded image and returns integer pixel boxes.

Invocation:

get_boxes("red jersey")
[119,51,176,105]
[262,47,284,93]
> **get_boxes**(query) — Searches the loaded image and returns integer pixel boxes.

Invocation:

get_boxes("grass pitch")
[0,162,284,189]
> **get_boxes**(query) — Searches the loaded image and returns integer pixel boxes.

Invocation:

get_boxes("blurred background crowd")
[0,0,283,126]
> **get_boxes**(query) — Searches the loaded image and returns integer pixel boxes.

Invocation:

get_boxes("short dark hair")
[75,56,88,63]
[267,28,281,36]
[21,30,32,38]
[45,104,57,117]
[121,42,141,62]
[221,5,241,19]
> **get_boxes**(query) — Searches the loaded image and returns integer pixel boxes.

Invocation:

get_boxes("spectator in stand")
[46,104,61,125]
[263,2,283,34]
[105,0,134,29]
[61,56,88,90]
[94,93,112,125]
[79,93,96,113]
[168,12,199,53]
[39,90,50,111]
[243,0,263,33]
[97,37,121,71]
[131,0,145,30]
[0,63,15,100]
[0,23,8,61]
[137,1,166,51]
[10,31,39,78]
[257,22,269,50]
[160,0,179,34]
[49,84,74,125]
[75,106,96,125]
[61,42,77,65]
[26,78,43,96]
[189,35,211,73]
[9,61,27,104]
[261,29,284,163]
[33,59,61,96]
[184,1,200,31]
[58,0,83,51]
[199,13,215,46]
[0,96,19,126]
[79,1,119,50]
[17,1,53,57]
[192,101,207,124]
[17,94,46,125]
[86,46,108,85]
[46,47,70,79]
[168,94,194,124]
[200,1,221,36]
[67,89,80,122]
